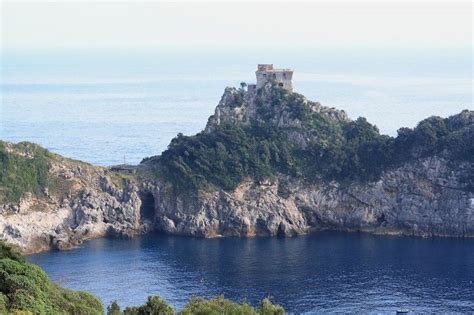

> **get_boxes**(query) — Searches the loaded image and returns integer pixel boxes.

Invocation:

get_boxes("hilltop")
[144,83,473,192]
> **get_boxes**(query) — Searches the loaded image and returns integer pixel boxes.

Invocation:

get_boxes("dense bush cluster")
[147,85,473,192]
[107,295,284,315]
[0,242,103,314]
[156,125,296,191]
[0,142,52,203]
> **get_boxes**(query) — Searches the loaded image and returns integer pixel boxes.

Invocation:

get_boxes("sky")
[1,1,472,52]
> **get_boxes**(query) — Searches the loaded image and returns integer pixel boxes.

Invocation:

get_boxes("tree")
[138,296,174,315]
[107,300,121,315]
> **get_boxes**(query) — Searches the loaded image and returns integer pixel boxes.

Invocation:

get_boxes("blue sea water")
[2,49,474,313]
[28,232,474,314]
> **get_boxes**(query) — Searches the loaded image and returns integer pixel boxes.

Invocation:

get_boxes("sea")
[1,48,473,313]
[1,48,472,165]
[28,232,474,314]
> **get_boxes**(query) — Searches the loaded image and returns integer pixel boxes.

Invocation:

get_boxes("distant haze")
[2,1,472,51]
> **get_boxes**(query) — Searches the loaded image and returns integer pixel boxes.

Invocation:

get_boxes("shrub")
[180,296,257,315]
[0,241,103,314]
[0,142,52,203]
[109,295,286,315]
[147,85,473,193]
[179,296,285,315]
[108,300,121,315]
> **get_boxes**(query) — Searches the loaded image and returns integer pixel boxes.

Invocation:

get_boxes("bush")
[122,296,174,315]
[180,296,257,315]
[108,300,121,315]
[0,141,53,203]
[111,295,285,315]
[147,85,473,193]
[0,241,103,314]
[180,296,284,315]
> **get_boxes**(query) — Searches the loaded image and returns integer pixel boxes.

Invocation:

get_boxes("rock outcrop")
[148,156,473,238]
[0,151,146,254]
[146,84,474,239]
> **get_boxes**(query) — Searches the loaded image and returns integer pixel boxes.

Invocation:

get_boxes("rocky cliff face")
[148,156,473,238]
[146,84,474,238]
[0,147,146,254]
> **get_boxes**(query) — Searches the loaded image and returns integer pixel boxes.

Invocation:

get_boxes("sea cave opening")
[139,192,156,222]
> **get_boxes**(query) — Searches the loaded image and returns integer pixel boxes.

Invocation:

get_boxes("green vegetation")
[0,141,78,204]
[107,295,284,315]
[118,296,174,315]
[0,142,54,203]
[155,125,296,191]
[0,242,103,314]
[145,86,473,192]
[180,296,284,315]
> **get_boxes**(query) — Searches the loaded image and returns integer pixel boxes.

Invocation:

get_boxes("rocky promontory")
[143,84,474,239]
[1,84,473,254]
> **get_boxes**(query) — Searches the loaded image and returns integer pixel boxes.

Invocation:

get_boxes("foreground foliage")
[107,295,285,315]
[0,242,103,314]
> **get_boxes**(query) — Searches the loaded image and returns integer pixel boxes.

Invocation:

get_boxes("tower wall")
[256,67,293,92]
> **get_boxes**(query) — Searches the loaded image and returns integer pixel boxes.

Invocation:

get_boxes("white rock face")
[149,156,473,239]
[0,158,144,254]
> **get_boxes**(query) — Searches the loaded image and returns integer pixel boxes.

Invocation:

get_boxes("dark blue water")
[28,232,474,313]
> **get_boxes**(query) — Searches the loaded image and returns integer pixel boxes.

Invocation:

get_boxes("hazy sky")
[1,1,472,52]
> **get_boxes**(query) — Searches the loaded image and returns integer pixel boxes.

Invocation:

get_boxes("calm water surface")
[28,232,474,314]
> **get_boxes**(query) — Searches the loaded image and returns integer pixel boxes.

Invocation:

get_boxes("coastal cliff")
[148,155,473,238]
[0,142,147,254]
[1,84,473,254]
[143,84,474,238]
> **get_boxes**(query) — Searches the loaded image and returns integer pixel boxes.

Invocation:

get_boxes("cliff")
[143,83,474,238]
[0,141,148,254]
[1,84,473,254]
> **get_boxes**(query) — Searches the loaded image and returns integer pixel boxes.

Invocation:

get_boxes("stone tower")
[255,64,293,91]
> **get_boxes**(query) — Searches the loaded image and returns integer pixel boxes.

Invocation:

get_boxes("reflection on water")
[28,232,474,313]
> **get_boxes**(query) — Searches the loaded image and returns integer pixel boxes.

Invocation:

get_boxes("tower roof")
[257,64,293,73]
